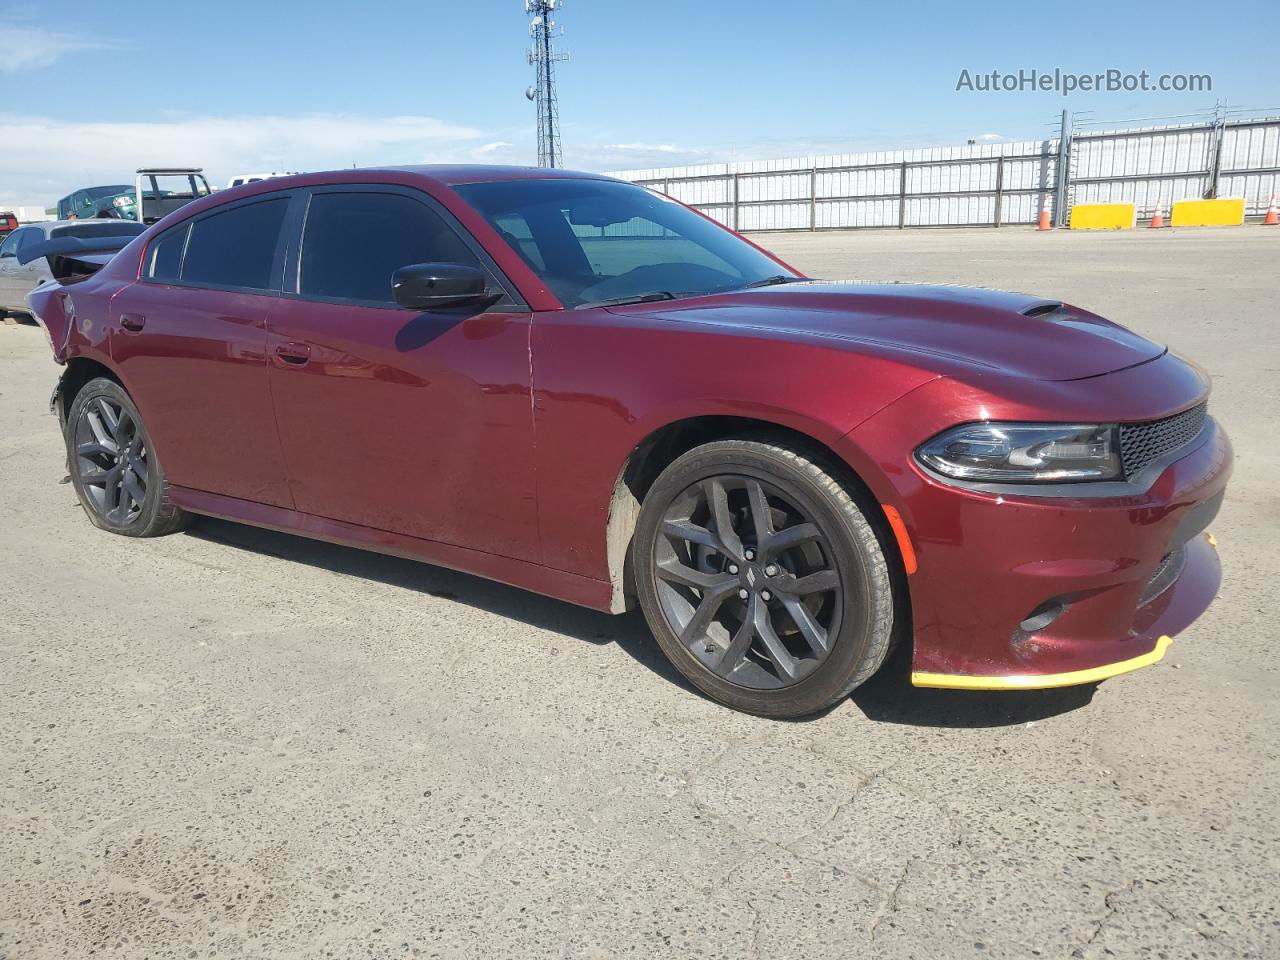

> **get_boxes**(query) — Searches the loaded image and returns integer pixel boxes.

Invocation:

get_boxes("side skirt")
[169,486,615,612]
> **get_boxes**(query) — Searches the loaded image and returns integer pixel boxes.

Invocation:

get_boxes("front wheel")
[633,437,895,718]
[64,377,189,537]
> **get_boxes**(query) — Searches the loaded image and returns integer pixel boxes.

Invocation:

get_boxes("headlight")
[917,423,1121,483]
[113,195,134,208]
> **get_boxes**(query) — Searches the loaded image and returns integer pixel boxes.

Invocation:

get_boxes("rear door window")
[298,191,481,304]
[180,198,289,291]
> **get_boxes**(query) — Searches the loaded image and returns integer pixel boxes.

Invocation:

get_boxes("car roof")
[59,185,131,199]
[376,164,617,186]
[48,218,146,229]
[250,165,618,190]
[146,165,629,231]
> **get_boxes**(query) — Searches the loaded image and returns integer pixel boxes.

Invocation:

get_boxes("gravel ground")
[1,225,1277,959]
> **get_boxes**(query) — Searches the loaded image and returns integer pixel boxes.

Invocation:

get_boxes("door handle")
[120,313,146,332]
[275,342,311,365]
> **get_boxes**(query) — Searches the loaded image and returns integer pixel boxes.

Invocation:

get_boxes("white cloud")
[565,141,717,172]
[0,24,115,72]
[0,109,1004,208]
[975,132,1005,141]
[0,112,507,205]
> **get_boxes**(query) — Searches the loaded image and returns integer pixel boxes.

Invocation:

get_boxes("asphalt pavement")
[1,225,1277,959]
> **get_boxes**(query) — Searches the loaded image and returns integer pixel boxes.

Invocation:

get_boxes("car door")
[108,193,296,508]
[0,227,40,311]
[265,185,539,561]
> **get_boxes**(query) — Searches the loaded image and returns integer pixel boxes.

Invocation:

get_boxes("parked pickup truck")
[56,168,212,223]
[0,211,18,240]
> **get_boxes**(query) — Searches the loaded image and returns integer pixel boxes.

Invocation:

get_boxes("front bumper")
[840,359,1232,690]
[910,531,1218,689]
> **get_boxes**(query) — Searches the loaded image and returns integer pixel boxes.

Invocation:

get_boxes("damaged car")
[21,167,1231,717]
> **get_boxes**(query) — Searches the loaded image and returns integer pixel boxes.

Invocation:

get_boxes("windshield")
[85,185,131,200]
[454,179,797,308]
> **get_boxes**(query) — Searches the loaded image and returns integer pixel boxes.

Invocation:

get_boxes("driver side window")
[299,191,482,305]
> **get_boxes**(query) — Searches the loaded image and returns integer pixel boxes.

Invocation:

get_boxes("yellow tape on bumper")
[1170,198,1245,227]
[1070,203,1136,229]
[911,635,1173,690]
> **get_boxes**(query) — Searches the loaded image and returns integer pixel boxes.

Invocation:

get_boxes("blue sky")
[1,0,1276,204]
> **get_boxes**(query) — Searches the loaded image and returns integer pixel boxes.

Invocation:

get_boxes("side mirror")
[392,263,497,310]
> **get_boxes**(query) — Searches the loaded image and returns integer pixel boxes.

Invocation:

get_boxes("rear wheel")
[633,437,895,718]
[64,377,189,537]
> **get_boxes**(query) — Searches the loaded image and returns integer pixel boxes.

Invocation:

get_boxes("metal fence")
[607,114,1280,231]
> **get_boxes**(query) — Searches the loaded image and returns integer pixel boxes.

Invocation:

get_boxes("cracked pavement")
[2,227,1278,958]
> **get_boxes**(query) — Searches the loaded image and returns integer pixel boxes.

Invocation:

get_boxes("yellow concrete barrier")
[1170,197,1246,227]
[1070,203,1135,229]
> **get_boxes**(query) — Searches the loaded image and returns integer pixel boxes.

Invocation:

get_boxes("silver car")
[0,220,145,319]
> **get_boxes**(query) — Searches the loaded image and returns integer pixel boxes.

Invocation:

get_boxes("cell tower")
[524,0,567,168]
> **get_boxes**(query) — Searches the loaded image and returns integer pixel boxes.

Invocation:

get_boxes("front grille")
[1119,403,1208,481]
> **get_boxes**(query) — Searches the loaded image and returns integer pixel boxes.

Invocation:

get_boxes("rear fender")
[26,282,74,363]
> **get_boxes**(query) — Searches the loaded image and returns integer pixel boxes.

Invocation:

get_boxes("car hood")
[606,282,1165,381]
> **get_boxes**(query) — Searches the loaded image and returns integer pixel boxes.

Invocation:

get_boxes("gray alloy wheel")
[653,473,842,689]
[64,377,189,538]
[634,436,895,718]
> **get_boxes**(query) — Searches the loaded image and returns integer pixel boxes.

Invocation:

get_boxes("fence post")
[993,156,1005,228]
[1054,109,1072,227]
[732,173,740,232]
[898,161,908,228]
[809,164,817,231]
[1207,117,1226,198]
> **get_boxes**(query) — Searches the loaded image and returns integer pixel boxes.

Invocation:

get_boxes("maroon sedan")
[24,166,1230,718]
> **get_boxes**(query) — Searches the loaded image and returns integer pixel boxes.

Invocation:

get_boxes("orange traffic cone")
[1264,194,1279,226]
[1150,196,1164,229]
[1038,194,1052,231]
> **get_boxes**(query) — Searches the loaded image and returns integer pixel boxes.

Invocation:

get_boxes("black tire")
[64,377,189,537]
[633,436,895,718]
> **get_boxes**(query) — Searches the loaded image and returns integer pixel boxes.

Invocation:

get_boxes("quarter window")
[146,224,189,282]
[181,198,289,291]
[299,192,481,304]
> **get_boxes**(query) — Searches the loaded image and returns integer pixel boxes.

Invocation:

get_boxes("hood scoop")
[1021,301,1066,318]
[608,282,1166,381]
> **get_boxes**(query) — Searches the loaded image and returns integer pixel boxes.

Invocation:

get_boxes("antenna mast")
[524,0,567,168]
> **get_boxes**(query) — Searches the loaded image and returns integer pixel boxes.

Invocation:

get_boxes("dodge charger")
[22,166,1231,718]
